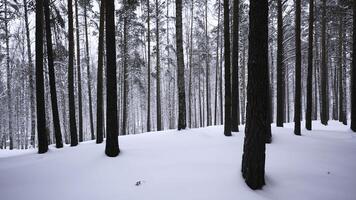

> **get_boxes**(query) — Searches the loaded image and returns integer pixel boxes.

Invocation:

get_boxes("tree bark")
[156,0,162,131]
[205,0,211,127]
[147,0,151,132]
[176,0,186,130]
[320,0,328,125]
[231,0,239,132]
[306,0,314,130]
[44,0,63,148]
[276,0,284,127]
[294,0,301,135]
[75,0,83,142]
[223,0,231,136]
[241,0,268,189]
[105,0,120,157]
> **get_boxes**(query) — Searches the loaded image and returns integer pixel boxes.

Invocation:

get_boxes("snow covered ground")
[0,121,355,200]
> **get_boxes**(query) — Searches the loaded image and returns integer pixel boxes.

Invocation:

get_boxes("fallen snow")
[0,121,355,200]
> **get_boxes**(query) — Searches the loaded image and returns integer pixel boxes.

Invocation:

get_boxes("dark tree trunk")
[68,0,78,146]
[231,0,240,132]
[156,0,162,131]
[147,0,151,132]
[176,0,186,130]
[205,0,212,127]
[96,0,105,144]
[75,0,83,142]
[338,14,344,124]
[241,0,268,190]
[320,0,328,125]
[105,0,120,157]
[84,2,95,140]
[36,0,48,153]
[44,0,63,148]
[306,0,314,130]
[294,0,301,135]
[276,0,284,127]
[223,0,231,136]
[189,0,194,128]
[351,0,356,132]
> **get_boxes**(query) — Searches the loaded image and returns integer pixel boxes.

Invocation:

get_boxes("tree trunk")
[214,0,220,126]
[84,2,95,140]
[96,0,105,143]
[176,0,186,130]
[294,0,301,135]
[36,0,48,153]
[156,0,162,131]
[241,0,268,189]
[147,0,151,132]
[122,9,128,135]
[241,45,246,124]
[223,0,231,136]
[205,0,211,127]
[320,0,328,125]
[189,0,194,128]
[44,0,63,148]
[276,0,284,127]
[351,0,356,132]
[306,0,314,130]
[219,21,224,125]
[231,0,239,132]
[75,0,83,142]
[105,0,120,157]
[68,0,78,146]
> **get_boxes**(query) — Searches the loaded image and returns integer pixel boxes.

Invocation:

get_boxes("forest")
[0,0,355,198]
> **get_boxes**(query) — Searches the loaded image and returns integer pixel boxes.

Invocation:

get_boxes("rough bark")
[241,0,268,190]
[176,0,186,130]
[105,0,120,156]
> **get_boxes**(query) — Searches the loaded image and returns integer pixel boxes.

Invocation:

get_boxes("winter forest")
[0,0,356,199]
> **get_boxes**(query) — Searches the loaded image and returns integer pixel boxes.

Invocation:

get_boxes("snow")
[0,121,356,200]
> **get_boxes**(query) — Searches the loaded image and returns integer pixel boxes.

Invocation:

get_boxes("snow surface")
[0,121,356,200]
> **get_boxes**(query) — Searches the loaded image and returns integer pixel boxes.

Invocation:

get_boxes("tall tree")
[320,0,328,125]
[156,0,162,131]
[176,0,186,130]
[231,0,240,132]
[23,0,35,148]
[306,0,314,130]
[36,0,48,153]
[147,0,151,132]
[189,0,194,128]
[68,0,79,146]
[96,0,105,144]
[294,0,301,135]
[241,0,269,189]
[338,12,346,125]
[276,0,284,127]
[75,0,83,142]
[105,0,120,157]
[84,0,95,140]
[44,0,63,148]
[223,0,231,136]
[214,0,220,126]
[205,0,212,126]
[351,0,356,132]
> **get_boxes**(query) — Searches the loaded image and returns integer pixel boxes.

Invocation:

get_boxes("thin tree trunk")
[176,0,186,130]
[214,0,220,126]
[231,0,239,132]
[75,0,83,142]
[156,0,162,131]
[68,0,78,146]
[306,0,314,130]
[223,0,231,136]
[276,0,284,127]
[294,0,301,135]
[147,0,151,132]
[189,0,194,128]
[44,0,63,148]
[122,8,128,135]
[205,0,211,126]
[84,2,95,140]
[320,0,328,125]
[96,0,105,143]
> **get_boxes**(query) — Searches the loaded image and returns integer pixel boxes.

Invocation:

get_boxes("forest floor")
[0,121,356,200]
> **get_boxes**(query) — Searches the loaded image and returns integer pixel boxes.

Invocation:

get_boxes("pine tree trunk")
[75,0,83,142]
[96,0,105,144]
[223,0,231,136]
[189,0,194,128]
[320,0,328,125]
[351,0,356,132]
[84,3,95,140]
[241,0,268,189]
[122,9,128,135]
[294,0,301,135]
[205,0,211,127]
[241,45,246,124]
[44,0,63,148]
[156,0,162,131]
[219,24,223,125]
[276,0,284,127]
[176,0,186,130]
[36,0,48,153]
[306,0,314,130]
[214,0,220,126]
[68,0,78,146]
[147,0,151,132]
[105,0,120,156]
[231,0,239,132]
